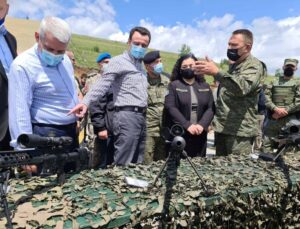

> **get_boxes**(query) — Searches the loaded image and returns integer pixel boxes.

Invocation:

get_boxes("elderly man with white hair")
[8,16,79,150]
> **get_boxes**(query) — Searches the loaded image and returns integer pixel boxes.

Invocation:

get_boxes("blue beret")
[96,52,111,63]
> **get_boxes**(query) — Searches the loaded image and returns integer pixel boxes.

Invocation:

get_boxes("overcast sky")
[8,0,300,74]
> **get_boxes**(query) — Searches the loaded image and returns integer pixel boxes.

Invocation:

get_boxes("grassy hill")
[6,17,39,53]
[68,34,179,74]
[6,17,275,84]
[6,17,179,74]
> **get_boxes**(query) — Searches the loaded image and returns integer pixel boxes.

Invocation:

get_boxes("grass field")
[6,17,275,84]
[68,33,179,74]
[6,17,179,73]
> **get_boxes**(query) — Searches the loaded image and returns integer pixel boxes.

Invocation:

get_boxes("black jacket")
[0,31,17,141]
[89,87,114,134]
[164,79,215,131]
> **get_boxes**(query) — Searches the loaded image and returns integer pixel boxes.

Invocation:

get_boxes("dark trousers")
[32,122,79,151]
[0,129,12,150]
[94,135,114,169]
[215,132,253,156]
[184,132,207,157]
[113,111,146,165]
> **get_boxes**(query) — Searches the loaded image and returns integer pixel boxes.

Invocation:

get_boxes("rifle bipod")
[0,170,13,229]
[150,136,214,225]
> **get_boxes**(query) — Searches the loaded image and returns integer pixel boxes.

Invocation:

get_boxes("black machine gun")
[259,119,300,161]
[0,134,91,228]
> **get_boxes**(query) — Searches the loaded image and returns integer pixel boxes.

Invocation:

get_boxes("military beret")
[96,52,111,63]
[284,58,298,67]
[143,50,160,64]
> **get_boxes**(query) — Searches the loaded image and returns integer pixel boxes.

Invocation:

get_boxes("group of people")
[1,2,299,171]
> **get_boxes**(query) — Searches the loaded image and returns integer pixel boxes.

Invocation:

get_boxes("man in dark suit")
[0,0,17,150]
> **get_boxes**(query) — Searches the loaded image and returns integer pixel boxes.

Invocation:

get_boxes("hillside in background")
[6,17,179,74]
[68,34,179,74]
[6,17,275,83]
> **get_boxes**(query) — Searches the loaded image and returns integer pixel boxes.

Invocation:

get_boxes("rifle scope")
[17,134,73,148]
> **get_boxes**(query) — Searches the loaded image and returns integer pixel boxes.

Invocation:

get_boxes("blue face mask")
[153,63,164,74]
[130,44,147,59]
[40,49,64,67]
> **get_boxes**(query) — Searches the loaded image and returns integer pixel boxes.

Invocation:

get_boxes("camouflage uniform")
[263,60,300,154]
[213,55,266,156]
[83,70,99,95]
[144,73,169,164]
[83,71,101,153]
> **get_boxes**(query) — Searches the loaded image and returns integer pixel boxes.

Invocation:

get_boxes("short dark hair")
[232,29,253,45]
[129,26,151,43]
[170,53,205,83]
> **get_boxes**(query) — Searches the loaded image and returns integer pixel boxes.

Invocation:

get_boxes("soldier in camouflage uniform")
[143,51,170,164]
[194,29,266,156]
[263,58,300,154]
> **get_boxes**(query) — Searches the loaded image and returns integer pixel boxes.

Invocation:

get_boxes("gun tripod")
[151,136,214,222]
[0,170,13,229]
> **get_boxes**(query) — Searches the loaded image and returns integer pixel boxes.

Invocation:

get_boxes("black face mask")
[227,48,241,61]
[180,68,195,80]
[284,67,294,77]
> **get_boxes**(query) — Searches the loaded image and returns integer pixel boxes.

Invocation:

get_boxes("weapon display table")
[1,154,300,228]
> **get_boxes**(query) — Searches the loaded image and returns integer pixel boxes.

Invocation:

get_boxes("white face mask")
[102,63,109,73]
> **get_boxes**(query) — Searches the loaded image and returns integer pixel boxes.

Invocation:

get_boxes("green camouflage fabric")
[253,114,265,151]
[263,76,300,153]
[144,74,169,164]
[1,153,300,228]
[215,132,254,156]
[264,76,300,115]
[213,54,266,137]
[84,71,99,94]
[146,74,169,137]
[144,135,166,164]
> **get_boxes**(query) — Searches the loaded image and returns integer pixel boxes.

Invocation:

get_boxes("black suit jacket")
[164,79,215,131]
[89,86,114,135]
[0,31,17,141]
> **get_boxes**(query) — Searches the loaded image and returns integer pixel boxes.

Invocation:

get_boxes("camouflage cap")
[284,58,299,67]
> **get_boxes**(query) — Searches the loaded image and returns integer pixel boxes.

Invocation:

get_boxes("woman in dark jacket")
[164,53,215,157]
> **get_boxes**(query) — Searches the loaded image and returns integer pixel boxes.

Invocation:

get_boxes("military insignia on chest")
[176,88,188,92]
[198,89,209,92]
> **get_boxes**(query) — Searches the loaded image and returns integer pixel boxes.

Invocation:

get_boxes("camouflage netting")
[1,153,300,228]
